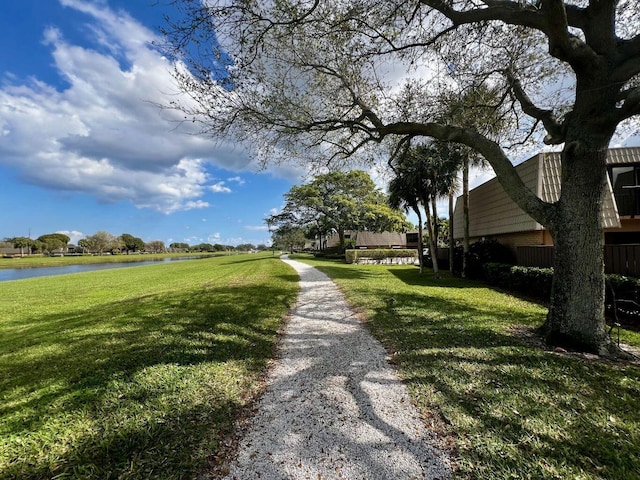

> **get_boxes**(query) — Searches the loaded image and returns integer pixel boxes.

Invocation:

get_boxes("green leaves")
[267,170,409,249]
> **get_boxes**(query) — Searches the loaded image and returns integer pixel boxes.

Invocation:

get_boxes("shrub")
[481,264,640,316]
[483,263,553,301]
[345,248,417,264]
[465,239,516,279]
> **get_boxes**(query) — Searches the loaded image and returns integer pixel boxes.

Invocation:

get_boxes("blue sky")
[0,0,298,247]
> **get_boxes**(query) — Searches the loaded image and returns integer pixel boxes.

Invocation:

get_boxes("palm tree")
[389,142,459,278]
[437,84,504,276]
[388,173,425,273]
[460,148,488,276]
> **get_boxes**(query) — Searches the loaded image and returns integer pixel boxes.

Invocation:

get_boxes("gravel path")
[222,256,451,479]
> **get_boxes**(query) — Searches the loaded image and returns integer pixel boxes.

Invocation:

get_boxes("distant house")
[452,147,640,274]
[322,231,419,250]
[0,247,23,257]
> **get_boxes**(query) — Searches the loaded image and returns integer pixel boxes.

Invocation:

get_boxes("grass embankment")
[296,255,640,480]
[0,253,220,270]
[0,253,299,479]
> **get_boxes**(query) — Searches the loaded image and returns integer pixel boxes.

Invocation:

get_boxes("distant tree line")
[2,232,267,256]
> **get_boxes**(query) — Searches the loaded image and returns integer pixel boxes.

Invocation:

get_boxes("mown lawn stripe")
[1,253,299,480]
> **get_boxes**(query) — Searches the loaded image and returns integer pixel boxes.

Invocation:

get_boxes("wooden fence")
[605,244,640,277]
[517,244,640,277]
[516,246,555,269]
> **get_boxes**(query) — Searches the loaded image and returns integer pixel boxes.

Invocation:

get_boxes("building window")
[406,233,419,243]
[609,165,640,216]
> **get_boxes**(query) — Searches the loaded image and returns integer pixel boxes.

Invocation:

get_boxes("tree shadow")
[388,266,493,290]
[223,288,451,479]
[1,276,299,479]
[359,285,640,478]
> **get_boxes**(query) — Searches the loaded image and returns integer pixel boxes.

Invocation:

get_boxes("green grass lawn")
[0,253,299,479]
[294,255,640,480]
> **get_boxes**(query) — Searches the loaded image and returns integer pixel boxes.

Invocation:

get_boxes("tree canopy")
[37,233,70,254]
[83,231,120,255]
[267,170,409,251]
[164,1,640,355]
[121,233,146,254]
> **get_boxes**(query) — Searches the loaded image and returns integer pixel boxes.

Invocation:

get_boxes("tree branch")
[380,121,554,226]
[612,39,640,83]
[504,70,565,144]
[614,86,640,123]
[420,0,595,68]
[618,34,640,71]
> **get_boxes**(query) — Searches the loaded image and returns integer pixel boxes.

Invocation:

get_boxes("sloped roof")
[324,230,407,248]
[354,231,405,247]
[606,146,640,165]
[452,147,633,239]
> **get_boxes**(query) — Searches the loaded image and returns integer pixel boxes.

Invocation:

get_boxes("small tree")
[8,237,32,257]
[267,170,409,252]
[272,226,308,252]
[146,240,166,254]
[37,233,70,255]
[121,233,146,254]
[169,242,190,252]
[388,172,425,274]
[389,143,458,278]
[83,231,118,255]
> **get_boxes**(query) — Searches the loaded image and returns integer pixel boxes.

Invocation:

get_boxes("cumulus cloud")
[245,225,268,231]
[0,0,256,214]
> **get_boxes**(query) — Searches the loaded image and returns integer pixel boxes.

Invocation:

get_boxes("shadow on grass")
[362,288,640,478]
[388,266,494,290]
[0,275,298,479]
[290,258,640,477]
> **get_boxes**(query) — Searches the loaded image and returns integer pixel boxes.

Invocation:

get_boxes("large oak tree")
[163,1,640,355]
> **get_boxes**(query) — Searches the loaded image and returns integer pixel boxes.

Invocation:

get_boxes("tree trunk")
[412,206,424,274]
[449,189,454,274]
[462,159,470,277]
[431,197,439,248]
[541,141,613,354]
[423,196,440,279]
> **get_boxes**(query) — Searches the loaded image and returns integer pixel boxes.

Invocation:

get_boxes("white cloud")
[227,176,245,185]
[56,229,85,244]
[0,1,259,214]
[210,181,232,193]
[246,225,268,231]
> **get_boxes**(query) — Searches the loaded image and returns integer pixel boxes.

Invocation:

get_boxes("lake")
[0,257,203,282]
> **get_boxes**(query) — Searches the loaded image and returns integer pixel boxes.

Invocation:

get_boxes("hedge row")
[482,263,553,300]
[345,248,418,264]
[482,262,640,306]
